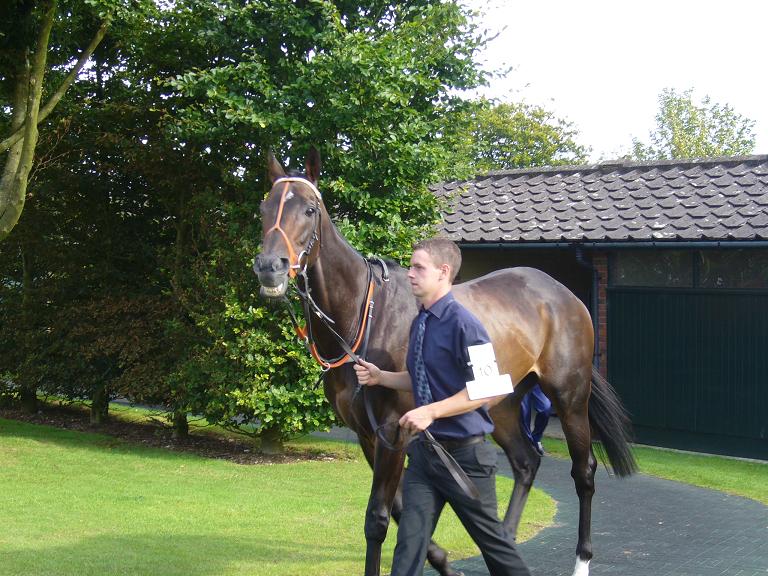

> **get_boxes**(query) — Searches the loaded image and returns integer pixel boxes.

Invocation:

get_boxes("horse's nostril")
[253,255,289,274]
[272,258,289,272]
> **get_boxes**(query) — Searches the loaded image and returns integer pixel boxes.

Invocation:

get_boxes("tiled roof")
[432,155,768,244]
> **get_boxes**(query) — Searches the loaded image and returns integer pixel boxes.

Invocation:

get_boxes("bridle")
[262,176,385,370]
[263,177,322,279]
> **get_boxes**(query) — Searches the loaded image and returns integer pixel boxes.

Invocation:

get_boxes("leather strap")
[361,387,480,501]
[422,430,481,500]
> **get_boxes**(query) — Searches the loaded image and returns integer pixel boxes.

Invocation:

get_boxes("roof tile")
[727,163,752,177]
[705,165,727,177]
[689,175,710,188]
[721,214,747,228]
[682,166,704,177]
[712,205,734,218]
[661,167,681,179]
[432,156,768,244]
[751,162,768,176]
[703,197,727,208]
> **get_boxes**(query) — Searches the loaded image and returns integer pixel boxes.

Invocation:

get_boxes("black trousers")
[390,438,531,576]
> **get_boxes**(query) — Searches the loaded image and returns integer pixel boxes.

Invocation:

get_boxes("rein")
[285,257,386,370]
[362,391,480,499]
[282,255,480,501]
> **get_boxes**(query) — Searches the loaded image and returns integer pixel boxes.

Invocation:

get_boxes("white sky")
[465,0,768,161]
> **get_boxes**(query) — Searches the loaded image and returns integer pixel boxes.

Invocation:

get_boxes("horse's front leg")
[490,390,542,541]
[499,436,541,540]
[363,438,406,576]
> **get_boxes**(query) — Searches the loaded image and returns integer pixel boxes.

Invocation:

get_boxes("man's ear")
[306,146,321,184]
[267,150,286,183]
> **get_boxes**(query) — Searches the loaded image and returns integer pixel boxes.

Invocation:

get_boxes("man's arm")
[398,388,501,434]
[354,359,412,391]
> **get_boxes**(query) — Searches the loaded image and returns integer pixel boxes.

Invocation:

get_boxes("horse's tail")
[588,366,638,477]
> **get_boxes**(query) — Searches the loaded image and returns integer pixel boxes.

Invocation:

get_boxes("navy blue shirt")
[406,292,495,440]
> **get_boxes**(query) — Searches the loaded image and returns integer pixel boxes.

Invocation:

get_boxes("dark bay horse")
[253,148,636,576]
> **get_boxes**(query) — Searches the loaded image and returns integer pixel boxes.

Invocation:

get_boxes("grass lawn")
[542,436,768,505]
[0,415,554,576]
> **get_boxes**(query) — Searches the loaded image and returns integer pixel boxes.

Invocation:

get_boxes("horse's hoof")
[572,557,590,576]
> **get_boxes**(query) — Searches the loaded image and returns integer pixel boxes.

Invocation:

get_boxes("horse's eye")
[305,207,316,217]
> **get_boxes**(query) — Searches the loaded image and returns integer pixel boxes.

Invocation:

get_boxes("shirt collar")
[423,291,454,320]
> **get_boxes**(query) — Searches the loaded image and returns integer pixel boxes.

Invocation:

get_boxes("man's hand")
[354,359,381,386]
[399,405,435,434]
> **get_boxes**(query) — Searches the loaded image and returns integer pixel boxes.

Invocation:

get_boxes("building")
[432,155,768,460]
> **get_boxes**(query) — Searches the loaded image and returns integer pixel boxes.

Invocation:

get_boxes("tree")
[0,90,174,418]
[1,0,491,451]
[1,1,103,242]
[445,99,590,173]
[0,0,170,415]
[160,0,489,451]
[631,88,756,160]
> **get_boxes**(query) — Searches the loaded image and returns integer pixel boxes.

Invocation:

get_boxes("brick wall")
[592,252,609,378]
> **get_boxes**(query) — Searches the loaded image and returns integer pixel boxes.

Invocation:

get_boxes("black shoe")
[535,441,544,456]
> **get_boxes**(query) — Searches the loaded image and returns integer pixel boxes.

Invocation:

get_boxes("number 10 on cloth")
[465,343,514,400]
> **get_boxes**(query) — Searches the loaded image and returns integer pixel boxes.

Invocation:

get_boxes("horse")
[253,147,636,576]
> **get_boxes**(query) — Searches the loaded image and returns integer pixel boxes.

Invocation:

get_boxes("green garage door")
[607,245,768,459]
[607,250,768,460]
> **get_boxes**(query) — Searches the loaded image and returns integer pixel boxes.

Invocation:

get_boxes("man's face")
[408,249,446,299]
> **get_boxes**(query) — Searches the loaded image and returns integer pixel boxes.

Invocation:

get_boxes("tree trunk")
[90,384,109,426]
[19,242,37,413]
[171,189,190,313]
[169,191,191,439]
[260,426,285,455]
[0,2,109,243]
[0,66,30,242]
[172,410,189,439]
[0,0,56,243]
[19,387,38,413]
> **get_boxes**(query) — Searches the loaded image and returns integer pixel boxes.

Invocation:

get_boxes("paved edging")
[314,426,767,575]
[429,452,768,576]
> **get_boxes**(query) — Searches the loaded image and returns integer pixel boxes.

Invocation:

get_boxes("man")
[354,238,530,576]
[521,384,552,456]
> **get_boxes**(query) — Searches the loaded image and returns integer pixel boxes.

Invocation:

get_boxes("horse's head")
[253,147,323,299]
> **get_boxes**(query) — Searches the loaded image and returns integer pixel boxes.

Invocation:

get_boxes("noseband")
[264,177,322,278]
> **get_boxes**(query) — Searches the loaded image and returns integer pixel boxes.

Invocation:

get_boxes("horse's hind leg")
[554,390,597,576]
[499,434,542,541]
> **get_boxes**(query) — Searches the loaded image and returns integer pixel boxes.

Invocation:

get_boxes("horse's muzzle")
[253,255,290,299]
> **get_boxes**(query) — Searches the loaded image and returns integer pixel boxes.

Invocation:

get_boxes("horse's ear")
[267,150,286,183]
[306,146,321,184]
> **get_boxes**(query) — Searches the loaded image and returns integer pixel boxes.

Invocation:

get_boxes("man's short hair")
[413,237,462,283]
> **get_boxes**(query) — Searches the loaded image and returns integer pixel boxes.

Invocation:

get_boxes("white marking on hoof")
[572,557,590,576]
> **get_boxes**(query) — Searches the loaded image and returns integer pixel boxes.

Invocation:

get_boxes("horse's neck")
[306,221,370,342]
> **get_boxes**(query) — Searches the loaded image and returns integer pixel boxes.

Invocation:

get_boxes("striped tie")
[413,309,433,406]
